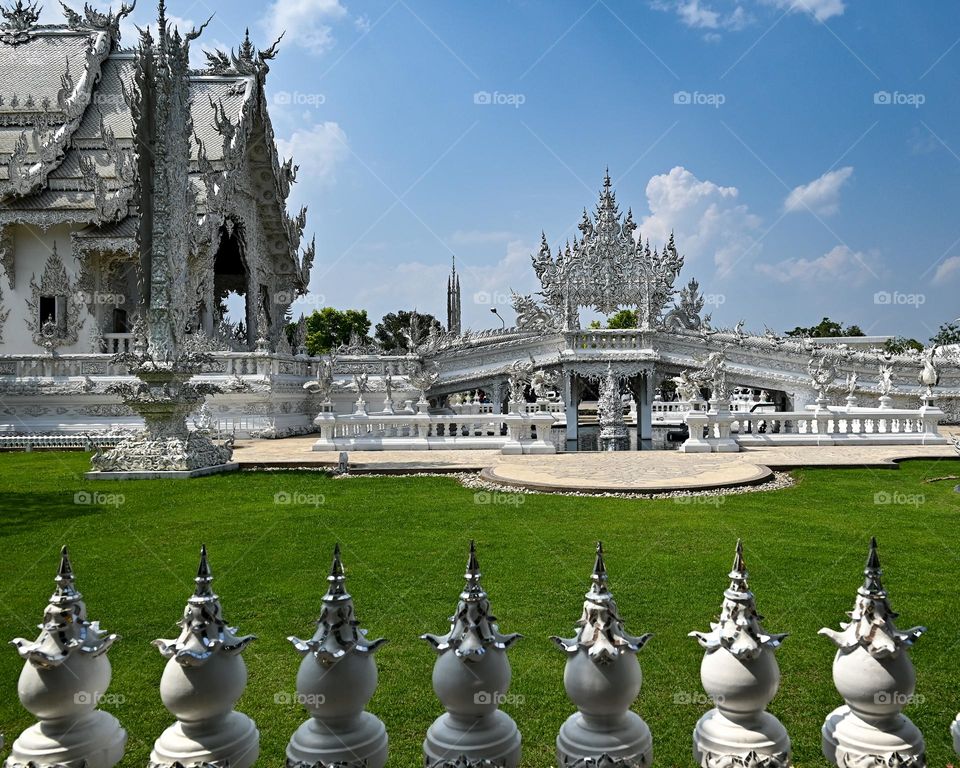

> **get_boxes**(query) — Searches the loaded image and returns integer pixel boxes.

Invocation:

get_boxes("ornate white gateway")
[524,171,683,330]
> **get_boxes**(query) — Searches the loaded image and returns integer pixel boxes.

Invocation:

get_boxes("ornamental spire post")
[689,540,790,768]
[286,543,389,768]
[150,545,259,768]
[5,546,126,768]
[551,542,653,767]
[820,538,926,767]
[422,541,522,767]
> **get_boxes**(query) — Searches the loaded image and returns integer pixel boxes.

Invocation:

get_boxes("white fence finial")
[286,543,389,768]
[6,546,127,768]
[150,545,259,768]
[820,537,926,768]
[690,539,790,767]
[422,541,523,767]
[552,541,653,767]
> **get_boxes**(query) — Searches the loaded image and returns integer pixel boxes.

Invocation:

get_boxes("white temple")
[0,2,955,453]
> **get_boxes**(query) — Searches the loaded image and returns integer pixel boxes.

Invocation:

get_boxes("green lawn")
[0,452,958,767]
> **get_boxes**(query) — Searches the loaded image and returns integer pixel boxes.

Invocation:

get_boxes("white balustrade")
[682,401,949,452]
[311,408,557,454]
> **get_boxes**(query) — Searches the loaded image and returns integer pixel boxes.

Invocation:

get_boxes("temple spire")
[446,252,461,335]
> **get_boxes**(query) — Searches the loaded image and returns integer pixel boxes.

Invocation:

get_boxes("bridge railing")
[312,409,557,454]
[681,401,948,452]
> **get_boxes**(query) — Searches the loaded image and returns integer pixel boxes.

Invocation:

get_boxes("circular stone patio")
[480,453,773,493]
[234,433,959,494]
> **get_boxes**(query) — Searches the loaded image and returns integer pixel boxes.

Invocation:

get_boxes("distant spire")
[446,253,461,335]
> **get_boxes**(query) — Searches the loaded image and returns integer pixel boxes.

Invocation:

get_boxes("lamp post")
[490,307,505,329]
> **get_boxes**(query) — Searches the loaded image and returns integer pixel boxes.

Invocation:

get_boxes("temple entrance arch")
[212,219,250,346]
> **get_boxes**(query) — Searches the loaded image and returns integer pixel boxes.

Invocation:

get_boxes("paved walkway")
[234,432,959,493]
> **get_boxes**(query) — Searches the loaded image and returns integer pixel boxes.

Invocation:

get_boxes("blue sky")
[87,1,960,338]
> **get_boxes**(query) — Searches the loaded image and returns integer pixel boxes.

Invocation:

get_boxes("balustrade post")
[680,410,713,453]
[422,542,522,767]
[286,544,389,768]
[5,547,126,768]
[150,546,259,768]
[820,538,926,768]
[553,542,653,767]
[690,540,790,767]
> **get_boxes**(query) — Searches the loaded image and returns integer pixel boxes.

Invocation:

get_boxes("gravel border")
[247,465,796,500]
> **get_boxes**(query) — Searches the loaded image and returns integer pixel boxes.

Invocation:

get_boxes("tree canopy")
[302,307,371,355]
[930,320,960,347]
[784,317,865,338]
[607,309,639,329]
[375,310,443,352]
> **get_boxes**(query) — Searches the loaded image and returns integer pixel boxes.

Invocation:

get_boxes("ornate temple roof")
[0,1,310,289]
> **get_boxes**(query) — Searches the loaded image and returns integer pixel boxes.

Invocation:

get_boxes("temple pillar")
[639,370,653,446]
[491,380,505,415]
[563,371,580,448]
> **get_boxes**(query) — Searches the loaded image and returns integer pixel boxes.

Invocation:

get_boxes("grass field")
[0,451,958,767]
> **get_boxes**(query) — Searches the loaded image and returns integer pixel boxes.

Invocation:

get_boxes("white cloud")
[654,0,839,34]
[783,166,853,216]
[262,0,349,55]
[756,244,877,284]
[676,0,722,28]
[275,122,350,190]
[934,256,960,282]
[763,0,845,22]
[640,165,762,272]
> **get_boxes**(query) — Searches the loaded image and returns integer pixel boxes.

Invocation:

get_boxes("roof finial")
[52,544,80,604]
[325,542,348,602]
[727,538,749,594]
[592,541,607,585]
[192,544,214,600]
[464,539,482,594]
[861,536,883,595]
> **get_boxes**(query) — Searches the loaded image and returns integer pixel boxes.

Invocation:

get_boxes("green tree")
[607,309,638,329]
[784,317,865,338]
[375,310,442,352]
[883,336,924,355]
[930,320,960,346]
[303,307,371,355]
